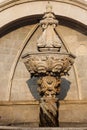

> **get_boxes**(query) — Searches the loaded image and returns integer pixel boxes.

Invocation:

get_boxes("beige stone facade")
[0,0,87,127]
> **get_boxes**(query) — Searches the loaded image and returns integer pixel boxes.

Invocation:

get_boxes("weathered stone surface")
[0,103,39,126]
[59,102,87,124]
[0,23,87,101]
[0,0,87,28]
[0,126,87,130]
[0,1,87,125]
[0,101,87,127]
[0,25,34,101]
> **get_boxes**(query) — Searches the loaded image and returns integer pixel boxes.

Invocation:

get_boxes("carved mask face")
[44,90,56,98]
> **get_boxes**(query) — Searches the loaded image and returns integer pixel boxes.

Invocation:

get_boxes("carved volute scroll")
[22,2,75,127]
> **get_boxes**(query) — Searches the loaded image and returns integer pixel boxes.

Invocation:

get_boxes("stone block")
[0,103,39,126]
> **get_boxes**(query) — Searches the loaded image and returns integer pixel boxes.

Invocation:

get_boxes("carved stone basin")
[22,52,75,77]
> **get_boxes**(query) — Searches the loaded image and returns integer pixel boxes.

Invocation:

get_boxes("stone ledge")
[0,126,87,130]
[0,100,87,106]
[0,100,39,106]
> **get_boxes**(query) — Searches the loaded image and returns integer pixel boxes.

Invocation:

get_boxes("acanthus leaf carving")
[23,53,74,77]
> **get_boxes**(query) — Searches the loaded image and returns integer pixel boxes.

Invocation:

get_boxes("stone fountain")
[22,2,75,127]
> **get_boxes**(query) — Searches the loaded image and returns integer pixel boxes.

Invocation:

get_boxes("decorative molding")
[8,24,39,101]
[0,0,87,29]
[0,0,87,12]
[0,100,87,106]
[0,100,39,106]
[23,53,74,77]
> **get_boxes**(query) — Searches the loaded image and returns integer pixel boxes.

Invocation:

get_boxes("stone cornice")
[0,100,87,106]
[0,0,87,12]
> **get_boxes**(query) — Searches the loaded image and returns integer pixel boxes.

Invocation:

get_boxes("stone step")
[0,126,87,130]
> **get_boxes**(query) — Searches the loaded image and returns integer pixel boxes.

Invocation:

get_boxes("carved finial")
[37,1,61,52]
[46,1,52,13]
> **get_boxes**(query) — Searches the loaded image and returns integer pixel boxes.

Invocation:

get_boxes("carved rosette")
[22,2,75,127]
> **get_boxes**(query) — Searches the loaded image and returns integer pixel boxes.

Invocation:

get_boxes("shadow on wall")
[27,77,71,100]
[27,77,41,100]
[58,78,71,100]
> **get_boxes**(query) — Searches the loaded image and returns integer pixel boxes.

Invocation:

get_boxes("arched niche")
[0,14,87,101]
[0,0,87,28]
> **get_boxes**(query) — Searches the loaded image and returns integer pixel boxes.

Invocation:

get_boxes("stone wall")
[0,22,87,126]
[0,0,87,125]
[0,23,87,101]
[0,101,87,127]
[0,0,87,29]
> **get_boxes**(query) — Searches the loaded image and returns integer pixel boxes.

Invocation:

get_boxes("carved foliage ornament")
[37,76,61,97]
[23,54,74,77]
